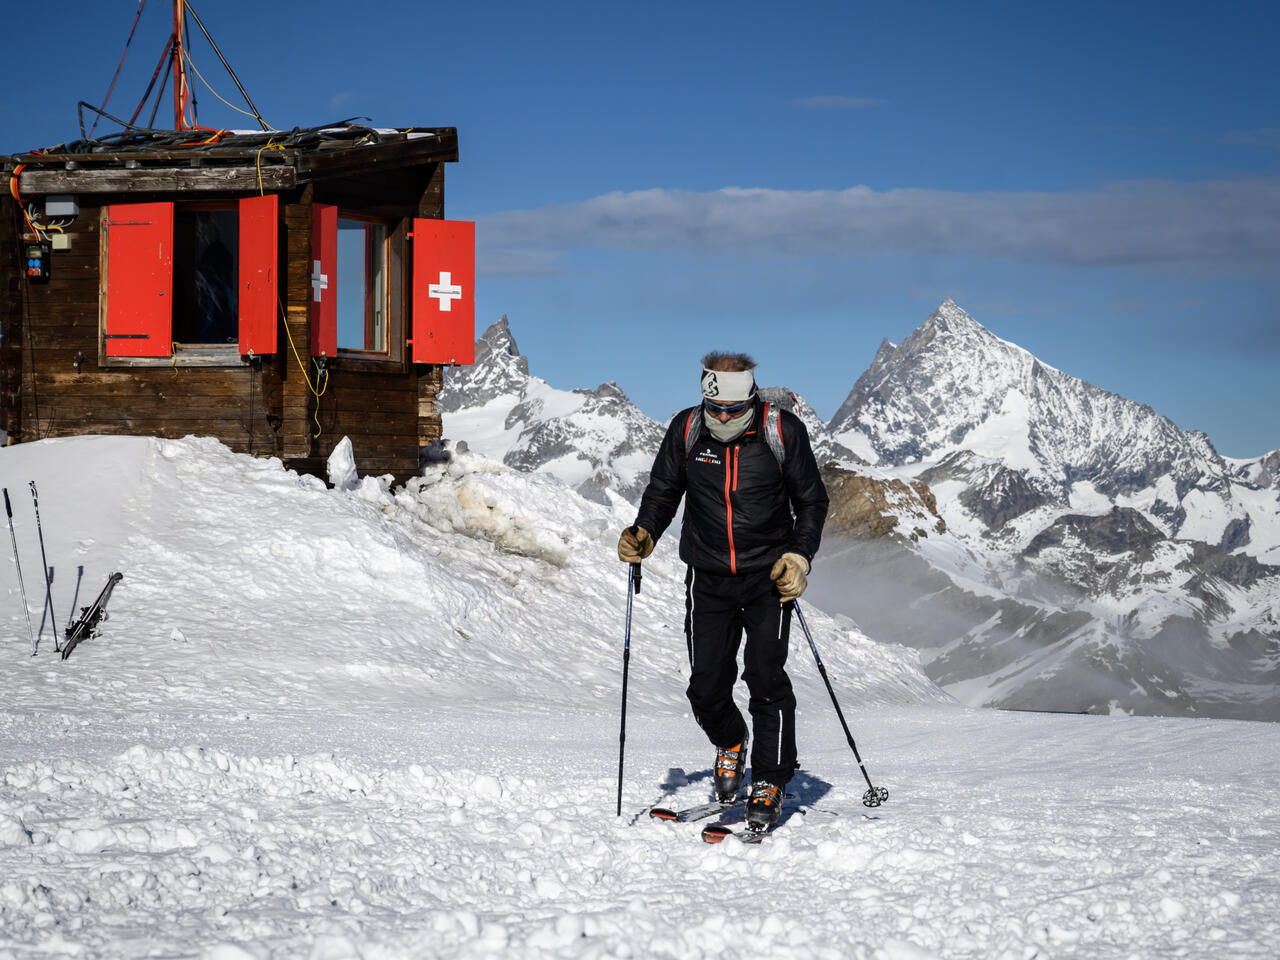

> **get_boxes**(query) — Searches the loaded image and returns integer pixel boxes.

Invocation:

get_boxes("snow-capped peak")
[439,317,666,503]
[829,300,1237,507]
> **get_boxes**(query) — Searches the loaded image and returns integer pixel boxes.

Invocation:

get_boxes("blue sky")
[4,1,1278,456]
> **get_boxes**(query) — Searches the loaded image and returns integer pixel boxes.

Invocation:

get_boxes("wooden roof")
[3,126,458,195]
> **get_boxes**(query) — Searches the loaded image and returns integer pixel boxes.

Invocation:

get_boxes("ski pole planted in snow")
[617,560,639,816]
[792,600,890,808]
[3,488,38,656]
[29,481,61,652]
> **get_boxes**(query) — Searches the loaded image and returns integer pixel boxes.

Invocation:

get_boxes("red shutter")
[105,202,173,357]
[411,218,475,365]
[310,203,337,357]
[238,194,278,355]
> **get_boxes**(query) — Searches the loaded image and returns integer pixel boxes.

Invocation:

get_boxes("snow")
[3,436,1280,958]
[953,388,1039,476]
[1067,481,1113,514]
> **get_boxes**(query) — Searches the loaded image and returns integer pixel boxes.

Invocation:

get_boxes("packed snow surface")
[2,437,1280,959]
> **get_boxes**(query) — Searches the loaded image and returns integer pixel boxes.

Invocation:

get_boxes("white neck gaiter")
[704,404,755,442]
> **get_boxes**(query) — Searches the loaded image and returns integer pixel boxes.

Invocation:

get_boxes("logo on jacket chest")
[692,446,723,468]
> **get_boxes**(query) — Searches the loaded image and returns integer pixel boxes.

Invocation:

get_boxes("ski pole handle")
[3,488,11,519]
[627,526,642,594]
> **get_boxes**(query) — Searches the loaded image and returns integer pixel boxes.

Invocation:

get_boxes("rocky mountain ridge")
[439,317,665,504]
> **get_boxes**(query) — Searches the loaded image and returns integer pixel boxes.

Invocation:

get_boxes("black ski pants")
[683,565,796,787]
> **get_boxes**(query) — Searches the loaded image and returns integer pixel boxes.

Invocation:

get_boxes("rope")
[92,0,148,138]
[182,46,267,124]
[183,0,271,131]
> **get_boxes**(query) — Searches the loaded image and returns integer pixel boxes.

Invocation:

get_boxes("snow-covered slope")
[3,436,1280,958]
[439,317,665,503]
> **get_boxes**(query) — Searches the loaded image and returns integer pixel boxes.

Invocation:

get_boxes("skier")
[619,352,829,831]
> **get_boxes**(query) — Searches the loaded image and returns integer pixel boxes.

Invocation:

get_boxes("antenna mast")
[172,0,190,129]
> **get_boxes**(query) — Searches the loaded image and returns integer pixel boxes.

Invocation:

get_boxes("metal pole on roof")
[172,0,188,129]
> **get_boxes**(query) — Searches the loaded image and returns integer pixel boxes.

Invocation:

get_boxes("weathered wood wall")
[4,198,282,456]
[1,205,21,440]
[1,173,448,482]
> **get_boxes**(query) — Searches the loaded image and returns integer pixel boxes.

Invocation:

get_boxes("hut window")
[173,207,239,345]
[103,197,279,361]
[336,216,389,354]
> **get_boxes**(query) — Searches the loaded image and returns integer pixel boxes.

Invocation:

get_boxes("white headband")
[701,367,756,403]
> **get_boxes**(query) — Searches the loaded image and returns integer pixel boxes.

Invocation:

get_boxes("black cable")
[183,16,197,127]
[184,0,271,132]
[56,112,384,156]
[129,32,177,129]
[91,0,148,138]
[148,51,173,130]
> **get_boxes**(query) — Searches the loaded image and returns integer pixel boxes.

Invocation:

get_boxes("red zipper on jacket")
[724,450,737,573]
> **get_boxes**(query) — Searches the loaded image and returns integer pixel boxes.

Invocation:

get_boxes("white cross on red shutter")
[311,260,328,302]
[428,271,463,311]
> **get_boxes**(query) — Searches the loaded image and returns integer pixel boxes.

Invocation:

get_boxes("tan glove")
[770,552,810,602]
[617,526,654,563]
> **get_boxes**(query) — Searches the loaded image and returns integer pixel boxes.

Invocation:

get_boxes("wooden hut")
[1,123,473,481]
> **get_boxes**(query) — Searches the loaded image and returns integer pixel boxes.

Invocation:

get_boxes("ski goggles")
[703,397,752,418]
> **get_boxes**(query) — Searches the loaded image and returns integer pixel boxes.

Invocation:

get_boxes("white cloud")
[1222,129,1280,151]
[789,95,885,110]
[478,179,1280,272]
[328,91,357,111]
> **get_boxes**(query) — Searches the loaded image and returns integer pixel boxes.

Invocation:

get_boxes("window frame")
[332,213,408,371]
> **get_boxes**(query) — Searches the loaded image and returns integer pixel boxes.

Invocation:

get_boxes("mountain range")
[440,302,1280,721]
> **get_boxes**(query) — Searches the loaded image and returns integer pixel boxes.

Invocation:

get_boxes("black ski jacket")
[634,398,830,576]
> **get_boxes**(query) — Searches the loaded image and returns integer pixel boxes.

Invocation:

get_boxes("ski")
[700,793,800,844]
[61,572,123,661]
[649,797,744,823]
[702,822,773,844]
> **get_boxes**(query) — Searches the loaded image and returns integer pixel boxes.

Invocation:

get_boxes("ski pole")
[29,481,61,652]
[792,600,889,808]
[616,561,639,816]
[3,488,38,656]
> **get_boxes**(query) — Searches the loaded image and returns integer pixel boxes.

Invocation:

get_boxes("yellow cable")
[11,167,44,241]
[278,294,329,439]
[255,137,286,196]
[182,47,271,126]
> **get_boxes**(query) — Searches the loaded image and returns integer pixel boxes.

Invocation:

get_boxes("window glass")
[173,209,238,345]
[337,218,387,352]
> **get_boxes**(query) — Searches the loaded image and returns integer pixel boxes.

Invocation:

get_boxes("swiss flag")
[411,218,475,365]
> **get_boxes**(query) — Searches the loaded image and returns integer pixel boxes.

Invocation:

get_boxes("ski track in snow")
[2,436,1280,959]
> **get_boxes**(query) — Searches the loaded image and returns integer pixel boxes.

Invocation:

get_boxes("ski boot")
[745,780,784,832]
[713,733,748,802]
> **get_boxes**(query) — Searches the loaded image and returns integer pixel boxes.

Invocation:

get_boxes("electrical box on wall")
[51,233,71,251]
[46,195,79,218]
[24,241,51,283]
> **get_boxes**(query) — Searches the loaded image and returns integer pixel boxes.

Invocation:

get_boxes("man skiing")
[618,352,829,831]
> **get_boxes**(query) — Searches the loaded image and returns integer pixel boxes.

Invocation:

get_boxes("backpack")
[681,400,785,470]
